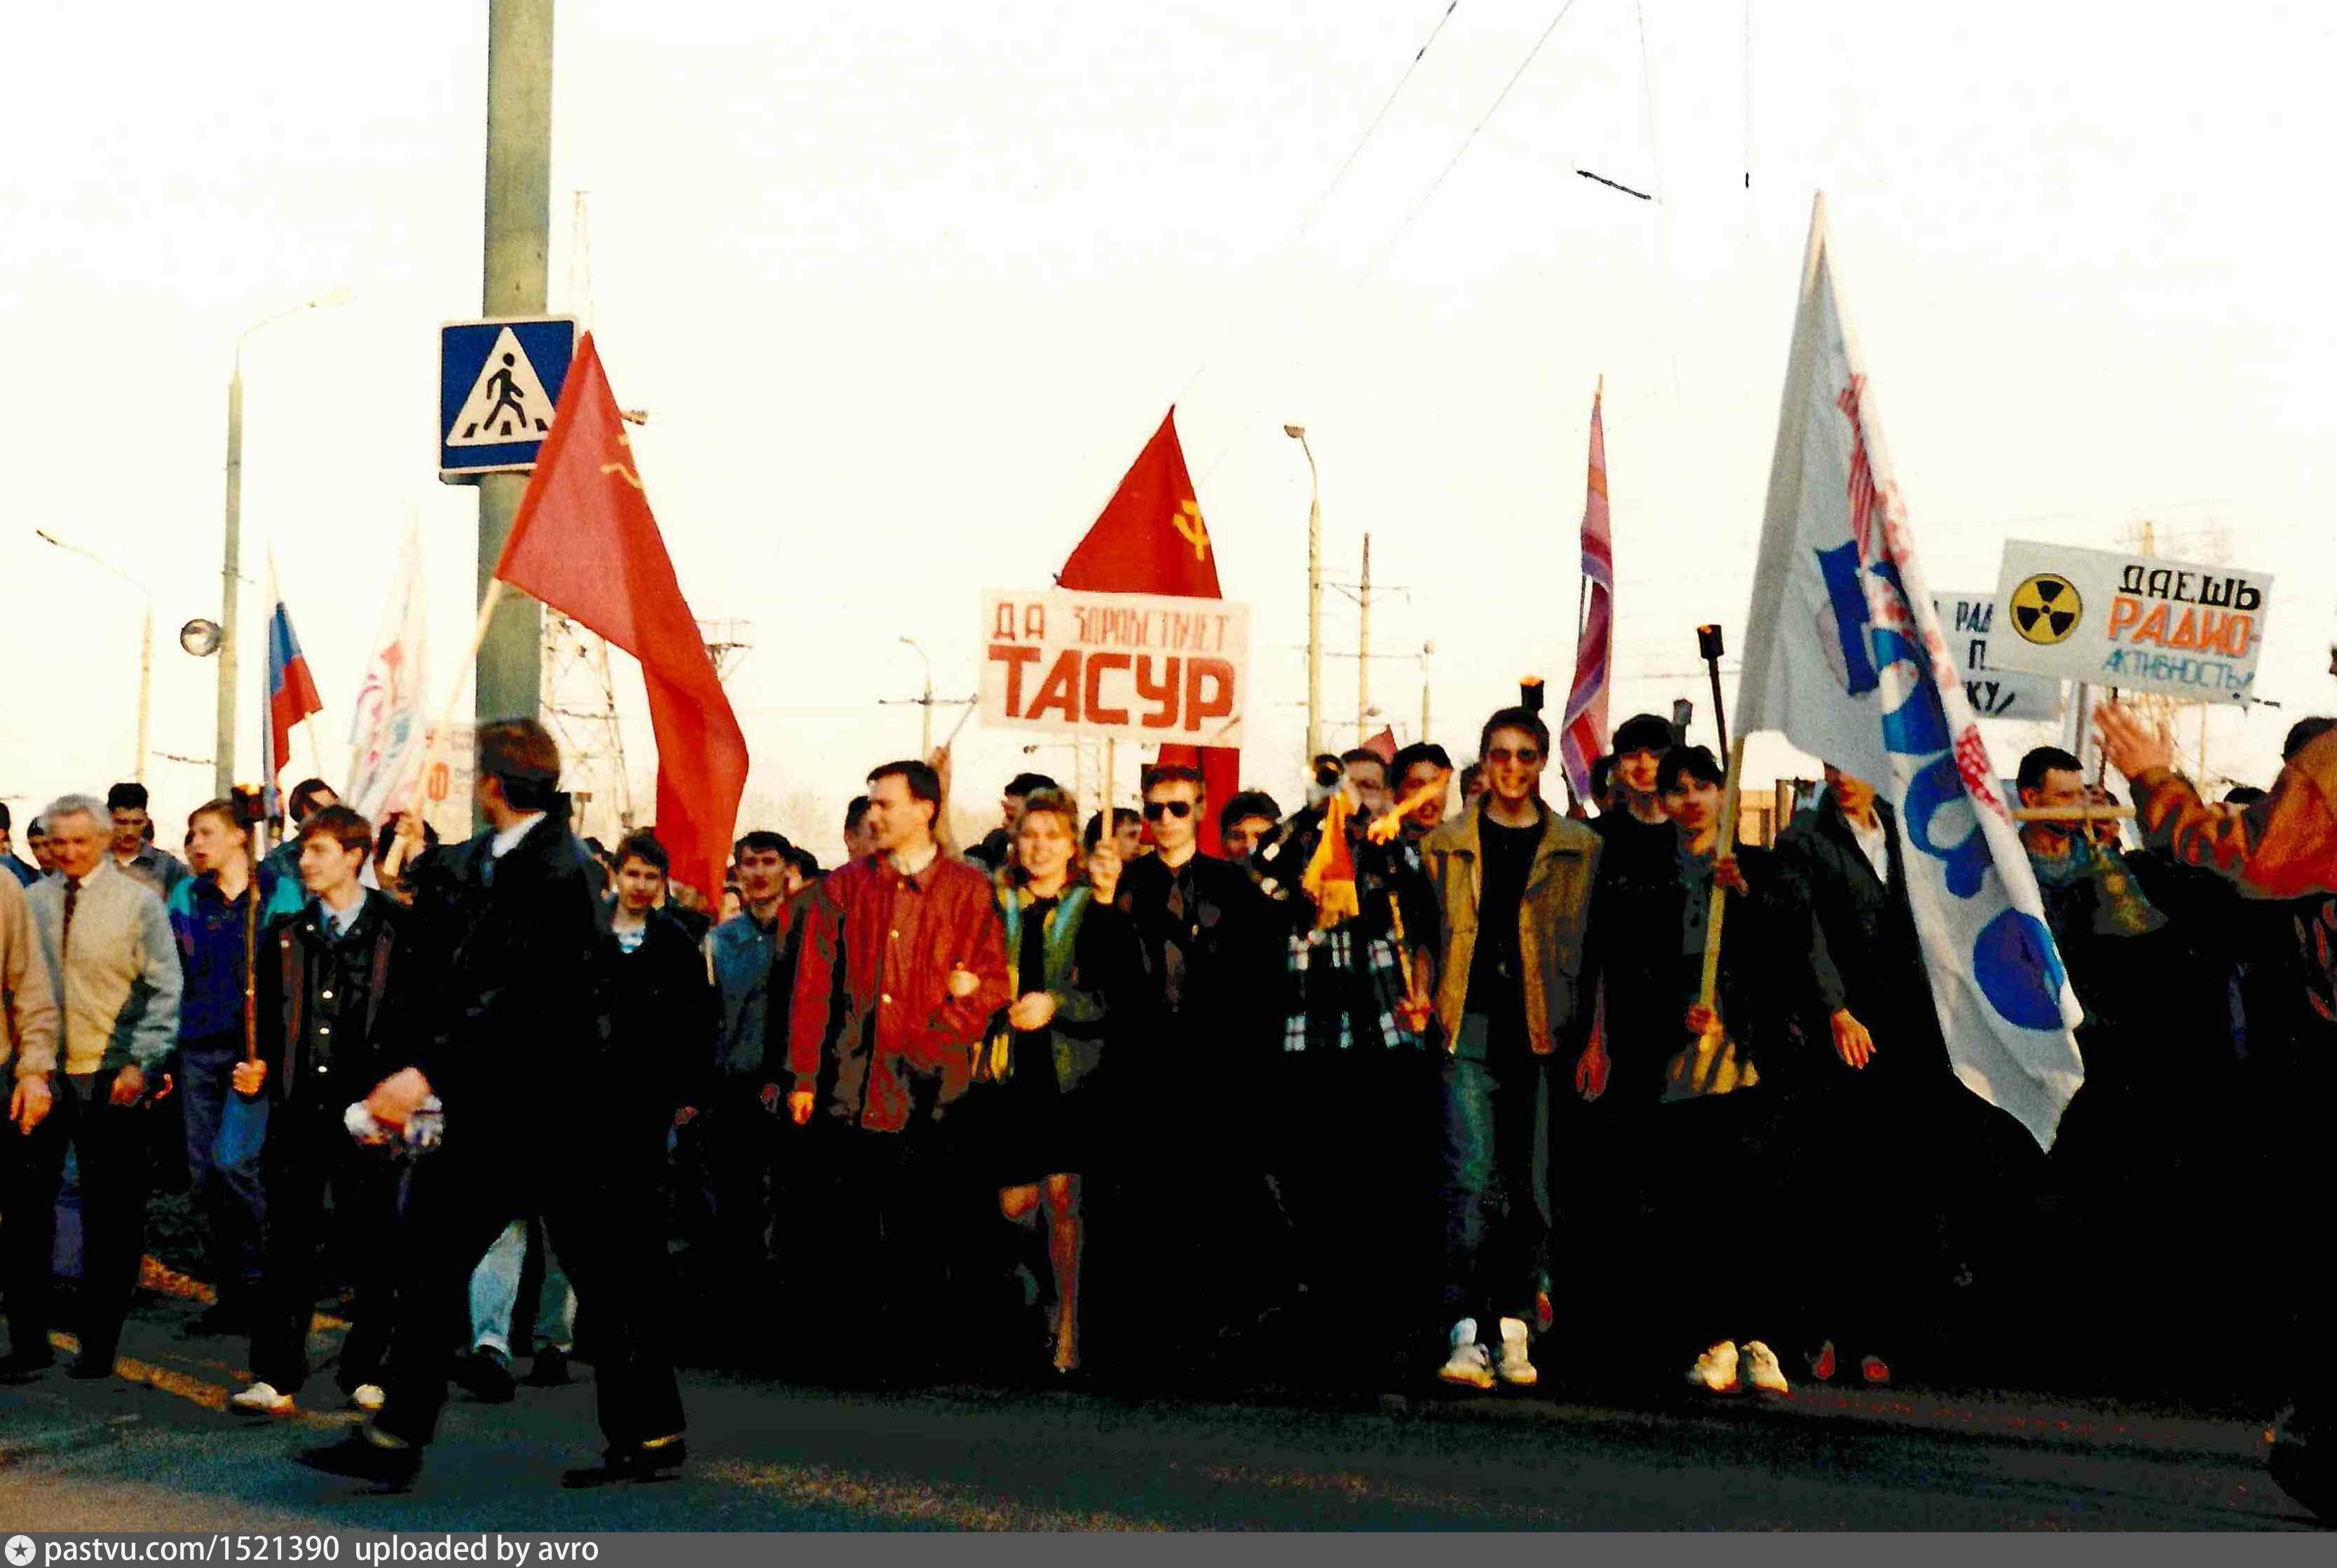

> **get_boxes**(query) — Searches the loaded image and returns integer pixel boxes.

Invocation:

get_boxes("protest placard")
[981,587,1250,744]
[1990,540,2272,704]
[1931,589,2063,721]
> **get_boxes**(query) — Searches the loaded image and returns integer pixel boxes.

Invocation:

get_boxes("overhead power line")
[1286,1,1464,244]
[1363,0,1588,274]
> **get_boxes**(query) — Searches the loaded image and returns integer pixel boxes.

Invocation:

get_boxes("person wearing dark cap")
[966,773,1061,875]
[1583,715,1685,1106]
[106,783,189,901]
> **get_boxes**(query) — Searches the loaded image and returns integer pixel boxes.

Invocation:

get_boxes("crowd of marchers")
[0,698,2331,1510]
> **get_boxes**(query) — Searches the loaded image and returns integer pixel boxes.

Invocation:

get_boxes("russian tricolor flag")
[262,550,325,818]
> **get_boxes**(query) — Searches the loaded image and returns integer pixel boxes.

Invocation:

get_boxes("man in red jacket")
[786,759,1009,1382]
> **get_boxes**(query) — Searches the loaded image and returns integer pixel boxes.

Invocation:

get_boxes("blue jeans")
[1438,1034,1550,1332]
[182,1037,269,1303]
[469,1218,575,1357]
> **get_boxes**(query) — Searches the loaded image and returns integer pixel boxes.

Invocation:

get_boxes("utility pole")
[217,371,244,798]
[1357,533,1372,739]
[476,0,554,749]
[1286,425,1323,762]
[1420,640,1433,746]
[901,636,935,755]
[214,285,349,799]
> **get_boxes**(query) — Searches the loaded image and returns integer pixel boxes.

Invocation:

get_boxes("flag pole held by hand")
[1696,732,1750,1013]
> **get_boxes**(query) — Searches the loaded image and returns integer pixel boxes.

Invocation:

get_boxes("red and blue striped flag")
[261,551,325,819]
[1559,384,1614,803]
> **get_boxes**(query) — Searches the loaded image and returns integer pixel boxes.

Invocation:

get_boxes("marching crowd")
[0,696,2332,1508]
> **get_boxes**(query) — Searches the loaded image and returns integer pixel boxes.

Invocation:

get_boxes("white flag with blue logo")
[1737,196,2085,1150]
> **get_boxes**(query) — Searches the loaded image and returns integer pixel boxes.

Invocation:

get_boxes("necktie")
[1163,868,1189,1011]
[61,877,81,963]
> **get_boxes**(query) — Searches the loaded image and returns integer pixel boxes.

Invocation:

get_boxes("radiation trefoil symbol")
[2010,573,2083,645]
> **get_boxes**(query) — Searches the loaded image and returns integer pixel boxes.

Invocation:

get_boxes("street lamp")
[37,529,154,782]
[900,635,934,756]
[218,285,352,797]
[1285,424,1323,764]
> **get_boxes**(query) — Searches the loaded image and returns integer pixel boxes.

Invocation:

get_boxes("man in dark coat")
[1771,765,1966,1386]
[1103,763,1283,1373]
[297,719,684,1492]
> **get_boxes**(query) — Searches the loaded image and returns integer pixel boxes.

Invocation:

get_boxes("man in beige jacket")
[3,795,180,1384]
[1414,707,1600,1392]
[1,850,62,1377]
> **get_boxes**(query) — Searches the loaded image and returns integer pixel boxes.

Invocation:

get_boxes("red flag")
[494,333,748,901]
[1057,408,1240,852]
[1361,727,1397,766]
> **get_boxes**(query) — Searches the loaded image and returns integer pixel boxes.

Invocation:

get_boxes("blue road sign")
[438,315,578,481]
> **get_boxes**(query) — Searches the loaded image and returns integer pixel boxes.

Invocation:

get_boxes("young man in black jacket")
[1103,764,1283,1373]
[1771,765,1965,1387]
[231,806,407,1416]
[299,720,684,1492]
[604,832,717,1173]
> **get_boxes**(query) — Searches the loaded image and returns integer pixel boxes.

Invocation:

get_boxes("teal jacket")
[982,880,1133,1094]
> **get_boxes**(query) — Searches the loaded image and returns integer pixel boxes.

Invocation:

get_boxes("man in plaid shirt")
[1251,756,1438,1386]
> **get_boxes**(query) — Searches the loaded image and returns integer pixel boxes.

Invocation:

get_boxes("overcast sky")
[5,1,2330,859]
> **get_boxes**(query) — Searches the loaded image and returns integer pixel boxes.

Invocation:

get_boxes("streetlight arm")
[34,529,155,606]
[235,287,353,373]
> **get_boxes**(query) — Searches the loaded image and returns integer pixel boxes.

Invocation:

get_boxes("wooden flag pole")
[1696,731,1750,1013]
[382,577,508,879]
[2012,804,2134,824]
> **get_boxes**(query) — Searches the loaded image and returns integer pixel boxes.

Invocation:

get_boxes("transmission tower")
[700,618,755,681]
[540,611,634,843]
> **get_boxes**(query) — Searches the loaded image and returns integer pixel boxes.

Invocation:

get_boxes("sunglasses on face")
[1142,800,1194,821]
[1486,746,1541,764]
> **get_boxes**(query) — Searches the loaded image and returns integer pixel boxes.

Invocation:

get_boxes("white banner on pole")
[345,519,430,824]
[1736,195,2085,1151]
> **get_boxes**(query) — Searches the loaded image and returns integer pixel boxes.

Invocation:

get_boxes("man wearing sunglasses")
[1415,708,1600,1392]
[1107,765,1281,1374]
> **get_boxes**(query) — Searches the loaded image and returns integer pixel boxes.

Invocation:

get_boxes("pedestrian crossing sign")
[438,315,577,481]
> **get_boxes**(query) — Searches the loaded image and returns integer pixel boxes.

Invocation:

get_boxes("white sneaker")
[1741,1339,1790,1398]
[1685,1340,1740,1393]
[348,1384,386,1413]
[1496,1318,1538,1388]
[231,1381,294,1416]
[1436,1318,1494,1391]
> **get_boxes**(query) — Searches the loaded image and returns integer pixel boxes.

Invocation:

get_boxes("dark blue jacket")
[168,865,304,1043]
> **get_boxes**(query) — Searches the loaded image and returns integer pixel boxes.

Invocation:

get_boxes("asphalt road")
[0,1291,2319,1532]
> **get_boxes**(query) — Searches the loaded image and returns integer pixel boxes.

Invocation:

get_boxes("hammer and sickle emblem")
[1172,497,1209,562]
[599,428,646,492]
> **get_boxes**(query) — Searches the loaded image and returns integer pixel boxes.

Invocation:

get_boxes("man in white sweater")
[2,794,180,1383]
